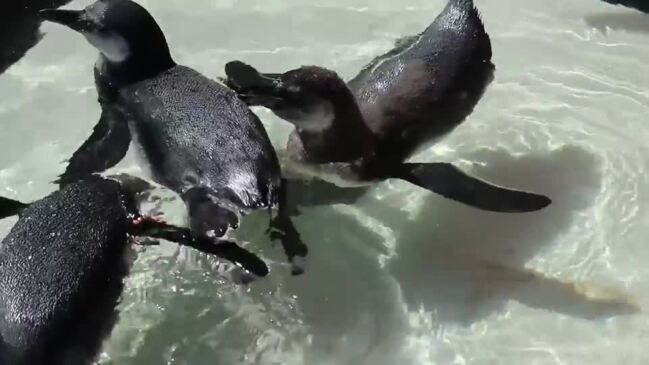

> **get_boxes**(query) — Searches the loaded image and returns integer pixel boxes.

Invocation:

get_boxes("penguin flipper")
[189,239,270,278]
[131,216,269,278]
[0,196,29,219]
[395,162,552,213]
[57,106,131,186]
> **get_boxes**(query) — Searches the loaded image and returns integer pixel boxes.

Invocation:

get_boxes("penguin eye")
[286,85,301,94]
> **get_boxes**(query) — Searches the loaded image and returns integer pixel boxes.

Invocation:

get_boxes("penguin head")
[225,61,355,133]
[41,0,174,83]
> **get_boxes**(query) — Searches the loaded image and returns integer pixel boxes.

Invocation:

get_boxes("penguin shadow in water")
[95,146,635,365]
[0,0,72,75]
[231,145,637,364]
[387,145,639,324]
[585,11,649,35]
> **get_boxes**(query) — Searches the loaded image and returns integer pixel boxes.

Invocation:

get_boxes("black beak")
[39,9,94,32]
[224,61,285,107]
[225,61,281,91]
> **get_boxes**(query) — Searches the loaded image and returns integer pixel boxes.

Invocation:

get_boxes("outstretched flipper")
[268,178,309,275]
[57,106,131,186]
[131,216,269,277]
[393,162,551,213]
[0,197,28,219]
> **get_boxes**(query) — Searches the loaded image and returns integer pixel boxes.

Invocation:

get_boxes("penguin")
[223,0,552,213]
[0,174,260,365]
[39,0,307,276]
[0,0,72,75]
[600,0,649,13]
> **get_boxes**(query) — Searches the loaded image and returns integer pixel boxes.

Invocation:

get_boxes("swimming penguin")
[600,0,649,13]
[0,175,257,365]
[224,0,552,213]
[39,0,307,276]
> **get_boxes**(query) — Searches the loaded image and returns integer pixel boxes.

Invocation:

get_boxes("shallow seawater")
[2,0,649,364]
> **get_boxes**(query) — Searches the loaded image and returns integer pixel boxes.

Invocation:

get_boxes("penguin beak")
[243,75,289,108]
[39,9,96,32]
[238,91,286,109]
[224,61,286,108]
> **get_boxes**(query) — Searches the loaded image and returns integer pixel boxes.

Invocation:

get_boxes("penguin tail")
[180,187,273,277]
[182,187,240,239]
[391,162,552,213]
[0,196,29,219]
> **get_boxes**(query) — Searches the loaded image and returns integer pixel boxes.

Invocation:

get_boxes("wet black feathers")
[349,0,494,161]
[121,66,281,207]
[0,178,130,364]
[601,0,649,13]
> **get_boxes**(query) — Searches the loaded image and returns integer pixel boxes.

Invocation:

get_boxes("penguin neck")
[97,50,176,89]
[294,92,376,164]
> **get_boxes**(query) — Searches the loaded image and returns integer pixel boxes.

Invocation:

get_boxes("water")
[2,0,649,364]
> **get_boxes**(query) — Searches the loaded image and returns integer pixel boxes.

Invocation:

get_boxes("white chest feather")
[84,31,130,63]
